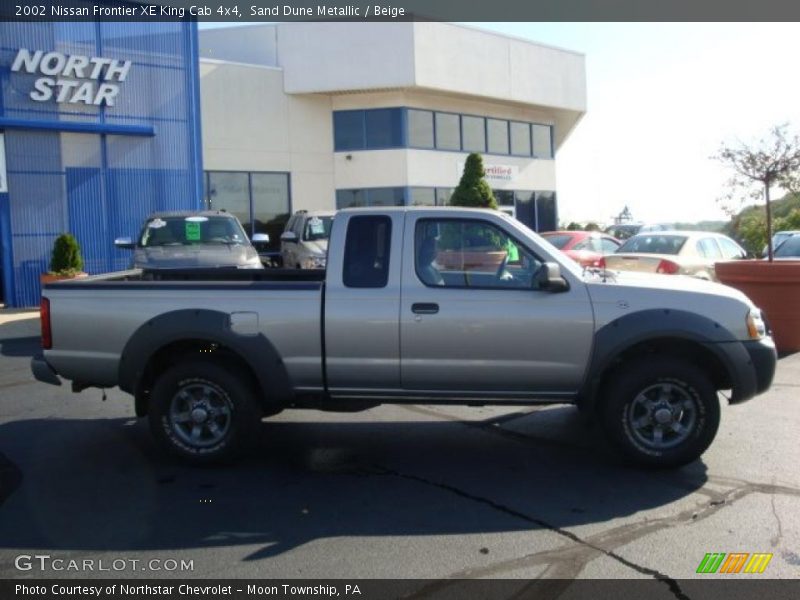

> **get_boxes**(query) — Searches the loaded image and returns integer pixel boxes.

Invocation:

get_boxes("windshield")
[618,234,688,255]
[304,216,334,241]
[775,235,800,257]
[541,234,574,249]
[139,216,248,247]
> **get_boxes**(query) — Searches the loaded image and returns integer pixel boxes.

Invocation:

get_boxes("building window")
[204,171,291,253]
[409,187,436,206]
[333,111,364,151]
[532,124,553,159]
[494,190,515,207]
[365,108,403,149]
[461,115,486,152]
[407,109,434,148]
[336,187,406,209]
[510,122,532,156]
[487,119,509,155]
[435,112,461,151]
[435,188,454,206]
[535,191,557,231]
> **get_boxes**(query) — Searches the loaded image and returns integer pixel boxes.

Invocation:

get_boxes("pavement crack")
[769,478,784,548]
[373,464,691,600]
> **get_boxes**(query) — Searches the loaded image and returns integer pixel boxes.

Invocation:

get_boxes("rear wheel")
[601,357,720,468]
[149,360,260,464]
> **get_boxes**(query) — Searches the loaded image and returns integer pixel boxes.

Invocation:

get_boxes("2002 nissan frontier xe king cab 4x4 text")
[31,207,777,468]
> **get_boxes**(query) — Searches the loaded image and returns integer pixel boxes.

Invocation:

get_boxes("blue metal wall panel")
[0,21,202,306]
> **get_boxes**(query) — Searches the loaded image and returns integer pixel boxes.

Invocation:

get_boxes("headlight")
[302,256,327,269]
[746,309,767,339]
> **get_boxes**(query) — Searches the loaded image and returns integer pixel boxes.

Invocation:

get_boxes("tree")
[584,222,601,232]
[565,222,583,231]
[49,233,84,276]
[714,124,800,261]
[449,153,498,209]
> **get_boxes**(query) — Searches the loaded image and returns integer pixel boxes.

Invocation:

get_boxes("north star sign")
[11,48,131,107]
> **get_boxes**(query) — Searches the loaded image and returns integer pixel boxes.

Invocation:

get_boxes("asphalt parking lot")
[1,310,798,586]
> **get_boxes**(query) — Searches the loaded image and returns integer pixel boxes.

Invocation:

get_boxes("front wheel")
[601,357,720,468]
[148,360,260,464]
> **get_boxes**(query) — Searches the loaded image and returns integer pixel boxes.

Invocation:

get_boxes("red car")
[541,231,621,268]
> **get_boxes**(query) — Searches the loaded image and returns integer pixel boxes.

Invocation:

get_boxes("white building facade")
[198,22,586,253]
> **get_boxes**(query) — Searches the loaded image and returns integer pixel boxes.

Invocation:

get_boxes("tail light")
[656,259,680,274]
[594,257,607,269]
[40,297,52,349]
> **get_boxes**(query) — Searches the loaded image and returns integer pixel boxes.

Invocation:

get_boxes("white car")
[280,210,335,269]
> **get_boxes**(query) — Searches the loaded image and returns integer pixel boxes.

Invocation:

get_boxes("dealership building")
[0,20,586,307]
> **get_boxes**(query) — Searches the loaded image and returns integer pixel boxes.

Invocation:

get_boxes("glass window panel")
[409,187,436,206]
[367,187,405,206]
[251,173,290,253]
[365,108,403,149]
[487,119,509,154]
[461,115,486,152]
[535,192,557,232]
[333,111,365,151]
[343,216,392,288]
[336,189,366,209]
[510,122,532,156]
[435,113,460,151]
[514,190,536,231]
[407,109,434,148]
[206,172,250,232]
[435,187,454,206]
[494,190,515,207]
[532,124,553,158]
[416,219,541,290]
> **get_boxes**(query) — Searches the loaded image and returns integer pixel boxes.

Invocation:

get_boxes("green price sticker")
[185,221,201,241]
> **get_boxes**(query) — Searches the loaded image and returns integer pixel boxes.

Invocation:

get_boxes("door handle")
[412,303,439,315]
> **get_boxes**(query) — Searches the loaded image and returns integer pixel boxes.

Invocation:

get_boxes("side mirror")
[251,233,270,243]
[535,262,569,293]
[281,231,298,243]
[114,237,135,250]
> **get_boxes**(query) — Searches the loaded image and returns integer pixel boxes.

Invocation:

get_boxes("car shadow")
[0,336,40,358]
[0,410,708,561]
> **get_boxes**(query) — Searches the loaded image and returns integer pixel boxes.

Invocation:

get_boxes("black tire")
[148,360,260,464]
[600,357,720,468]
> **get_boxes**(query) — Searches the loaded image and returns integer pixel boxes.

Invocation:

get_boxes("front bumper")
[721,337,777,404]
[31,354,61,386]
[741,337,777,397]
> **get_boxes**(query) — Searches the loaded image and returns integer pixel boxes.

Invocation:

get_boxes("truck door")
[324,212,404,394]
[399,212,594,397]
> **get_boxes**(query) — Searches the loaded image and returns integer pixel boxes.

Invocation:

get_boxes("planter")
[40,272,88,285]
[715,260,800,353]
[436,250,508,272]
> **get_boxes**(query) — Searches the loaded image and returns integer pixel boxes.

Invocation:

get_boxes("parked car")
[281,210,335,269]
[762,230,800,257]
[541,231,621,268]
[115,211,266,270]
[604,223,643,240]
[602,231,746,280]
[34,207,776,469]
[773,233,800,259]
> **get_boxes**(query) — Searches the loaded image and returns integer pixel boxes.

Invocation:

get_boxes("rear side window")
[343,216,392,288]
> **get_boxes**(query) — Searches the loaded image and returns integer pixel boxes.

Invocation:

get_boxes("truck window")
[343,216,392,288]
[415,219,541,289]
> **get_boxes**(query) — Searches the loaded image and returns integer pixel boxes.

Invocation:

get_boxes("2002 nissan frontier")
[31,207,777,467]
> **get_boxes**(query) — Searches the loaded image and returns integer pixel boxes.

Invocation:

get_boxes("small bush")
[49,233,84,276]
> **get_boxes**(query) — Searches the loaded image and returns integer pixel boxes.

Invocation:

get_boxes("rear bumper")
[31,354,62,386]
[723,337,776,404]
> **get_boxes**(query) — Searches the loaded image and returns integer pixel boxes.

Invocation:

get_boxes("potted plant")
[438,153,507,271]
[713,125,800,352]
[40,233,87,285]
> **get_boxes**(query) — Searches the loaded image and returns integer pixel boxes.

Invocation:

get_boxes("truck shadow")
[0,336,40,358]
[0,410,707,562]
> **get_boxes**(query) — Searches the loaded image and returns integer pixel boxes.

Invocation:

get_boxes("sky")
[200,22,800,226]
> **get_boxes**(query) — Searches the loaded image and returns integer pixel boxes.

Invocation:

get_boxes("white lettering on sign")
[457,162,519,182]
[10,48,131,106]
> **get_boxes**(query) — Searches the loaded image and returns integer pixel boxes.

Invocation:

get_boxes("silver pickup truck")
[32,207,777,468]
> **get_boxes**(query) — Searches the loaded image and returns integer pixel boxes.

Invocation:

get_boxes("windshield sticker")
[309,218,325,235]
[185,216,209,223]
[185,221,201,241]
[148,218,166,229]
